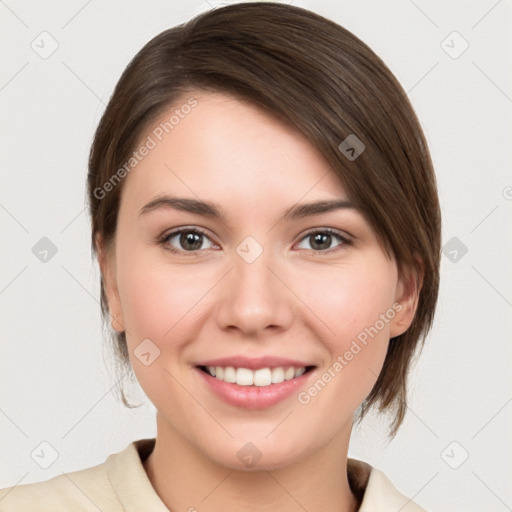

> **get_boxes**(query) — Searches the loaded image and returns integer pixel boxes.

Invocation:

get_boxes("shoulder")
[0,438,160,512]
[348,458,430,512]
[0,458,119,512]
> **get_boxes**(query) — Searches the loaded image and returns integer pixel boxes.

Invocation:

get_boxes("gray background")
[1,1,511,511]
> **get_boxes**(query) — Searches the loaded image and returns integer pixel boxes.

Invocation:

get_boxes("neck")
[143,414,360,512]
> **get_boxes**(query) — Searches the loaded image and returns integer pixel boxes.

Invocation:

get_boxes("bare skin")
[98,90,420,512]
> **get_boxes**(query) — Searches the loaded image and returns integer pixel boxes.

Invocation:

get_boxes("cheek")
[296,259,397,396]
[117,259,201,341]
[114,250,208,396]
[297,257,397,341]
[115,236,221,364]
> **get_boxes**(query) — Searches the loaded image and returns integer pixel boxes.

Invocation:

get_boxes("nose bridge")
[216,236,293,335]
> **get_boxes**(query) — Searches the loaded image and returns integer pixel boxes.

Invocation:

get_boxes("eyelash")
[157,227,352,256]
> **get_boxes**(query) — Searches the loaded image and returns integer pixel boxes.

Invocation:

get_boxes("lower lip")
[195,367,315,409]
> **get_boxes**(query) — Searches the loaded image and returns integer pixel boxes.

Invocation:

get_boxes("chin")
[202,437,307,473]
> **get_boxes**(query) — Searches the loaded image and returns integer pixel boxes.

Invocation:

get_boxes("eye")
[158,226,351,256]
[296,228,351,253]
[159,227,216,254]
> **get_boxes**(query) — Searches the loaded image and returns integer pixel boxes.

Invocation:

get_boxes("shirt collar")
[105,438,424,512]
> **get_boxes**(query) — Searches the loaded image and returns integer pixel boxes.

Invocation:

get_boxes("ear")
[389,254,424,338]
[96,233,125,332]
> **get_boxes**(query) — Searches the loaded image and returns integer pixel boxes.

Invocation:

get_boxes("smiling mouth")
[196,365,316,387]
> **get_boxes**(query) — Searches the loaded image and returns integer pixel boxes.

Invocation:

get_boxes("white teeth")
[294,367,306,377]
[205,365,309,387]
[284,367,295,380]
[223,366,236,383]
[254,368,272,386]
[271,367,284,384]
[236,367,254,386]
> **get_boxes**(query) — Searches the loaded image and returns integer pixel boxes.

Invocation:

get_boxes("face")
[99,91,418,470]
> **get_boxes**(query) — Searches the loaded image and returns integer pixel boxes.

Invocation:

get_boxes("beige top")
[0,438,428,511]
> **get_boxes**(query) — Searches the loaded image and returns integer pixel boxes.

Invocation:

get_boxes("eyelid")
[158,226,217,249]
[295,227,352,252]
[299,226,353,242]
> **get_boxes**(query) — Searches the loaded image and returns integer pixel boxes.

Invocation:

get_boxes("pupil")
[311,233,331,250]
[181,232,202,251]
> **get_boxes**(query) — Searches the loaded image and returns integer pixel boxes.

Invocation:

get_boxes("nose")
[215,245,295,338]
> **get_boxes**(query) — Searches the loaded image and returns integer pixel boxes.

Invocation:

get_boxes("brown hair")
[87,1,441,438]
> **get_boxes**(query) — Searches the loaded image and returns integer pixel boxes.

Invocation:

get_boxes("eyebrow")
[138,196,356,222]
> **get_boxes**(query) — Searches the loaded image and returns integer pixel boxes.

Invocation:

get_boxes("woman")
[0,2,440,510]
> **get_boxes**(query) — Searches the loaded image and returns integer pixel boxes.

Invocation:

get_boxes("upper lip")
[195,355,316,370]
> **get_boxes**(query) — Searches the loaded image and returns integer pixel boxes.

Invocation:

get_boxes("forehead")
[120,91,350,213]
